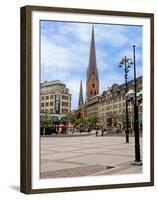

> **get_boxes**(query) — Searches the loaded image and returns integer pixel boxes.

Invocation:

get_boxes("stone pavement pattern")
[40,134,142,178]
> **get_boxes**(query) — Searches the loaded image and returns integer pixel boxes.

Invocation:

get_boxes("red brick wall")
[86,74,99,99]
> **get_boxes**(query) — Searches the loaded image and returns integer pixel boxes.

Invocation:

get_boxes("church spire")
[86,25,99,100]
[78,80,84,108]
[87,25,99,82]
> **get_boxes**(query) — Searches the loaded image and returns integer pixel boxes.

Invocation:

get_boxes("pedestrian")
[101,129,104,136]
[96,131,98,137]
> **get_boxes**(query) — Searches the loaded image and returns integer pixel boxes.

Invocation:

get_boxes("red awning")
[58,124,74,128]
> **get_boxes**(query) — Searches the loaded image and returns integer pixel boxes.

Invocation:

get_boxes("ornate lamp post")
[119,56,133,143]
[126,45,142,164]
[126,89,142,163]
[133,45,141,162]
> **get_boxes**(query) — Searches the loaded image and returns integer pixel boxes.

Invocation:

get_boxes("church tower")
[78,80,84,108]
[86,26,99,100]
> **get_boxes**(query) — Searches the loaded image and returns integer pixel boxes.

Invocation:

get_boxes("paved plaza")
[40,133,142,179]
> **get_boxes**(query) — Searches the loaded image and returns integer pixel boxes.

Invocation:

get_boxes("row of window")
[99,102,130,110]
[40,108,69,114]
[99,107,133,115]
[41,108,53,113]
[97,103,132,113]
[41,102,53,107]
[41,101,70,107]
[62,102,69,106]
[41,95,53,100]
[41,95,70,100]
[100,96,126,106]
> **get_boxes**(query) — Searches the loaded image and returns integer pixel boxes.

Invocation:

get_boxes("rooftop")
[41,80,65,87]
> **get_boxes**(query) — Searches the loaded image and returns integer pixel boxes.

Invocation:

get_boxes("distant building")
[98,76,142,130]
[78,80,84,108]
[86,95,100,117]
[40,80,71,114]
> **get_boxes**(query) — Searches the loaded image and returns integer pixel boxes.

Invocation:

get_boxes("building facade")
[98,76,142,130]
[86,95,100,117]
[40,80,71,114]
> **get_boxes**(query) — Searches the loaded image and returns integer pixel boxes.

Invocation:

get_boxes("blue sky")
[40,21,142,109]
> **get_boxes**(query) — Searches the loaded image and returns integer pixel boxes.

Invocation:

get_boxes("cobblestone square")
[40,134,142,178]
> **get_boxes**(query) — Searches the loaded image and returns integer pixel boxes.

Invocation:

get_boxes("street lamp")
[126,89,142,164]
[119,56,133,143]
[133,45,142,163]
[126,45,142,164]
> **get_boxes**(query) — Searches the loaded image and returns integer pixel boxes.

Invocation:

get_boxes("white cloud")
[41,21,142,109]
[61,23,92,43]
[41,34,90,71]
[95,25,129,47]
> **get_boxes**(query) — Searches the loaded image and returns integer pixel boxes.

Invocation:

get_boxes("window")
[113,105,117,109]
[62,109,68,113]
[62,102,68,106]
[50,102,53,106]
[41,103,44,107]
[62,95,69,100]
[113,98,117,103]
[46,102,49,107]
[92,83,95,88]
[50,95,53,99]
[41,96,44,100]
[90,91,92,95]
[46,95,49,100]
[41,109,44,113]
[50,109,53,113]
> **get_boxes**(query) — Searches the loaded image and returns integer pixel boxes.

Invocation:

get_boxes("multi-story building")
[40,80,71,115]
[86,95,100,117]
[98,76,142,130]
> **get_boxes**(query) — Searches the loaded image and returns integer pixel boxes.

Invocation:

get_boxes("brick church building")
[77,26,100,119]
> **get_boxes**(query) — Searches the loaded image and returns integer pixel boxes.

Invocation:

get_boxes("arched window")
[92,83,95,88]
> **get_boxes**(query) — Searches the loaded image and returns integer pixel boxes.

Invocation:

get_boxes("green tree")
[70,113,77,125]
[74,119,80,127]
[87,115,99,128]
[40,111,51,135]
[92,116,99,125]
